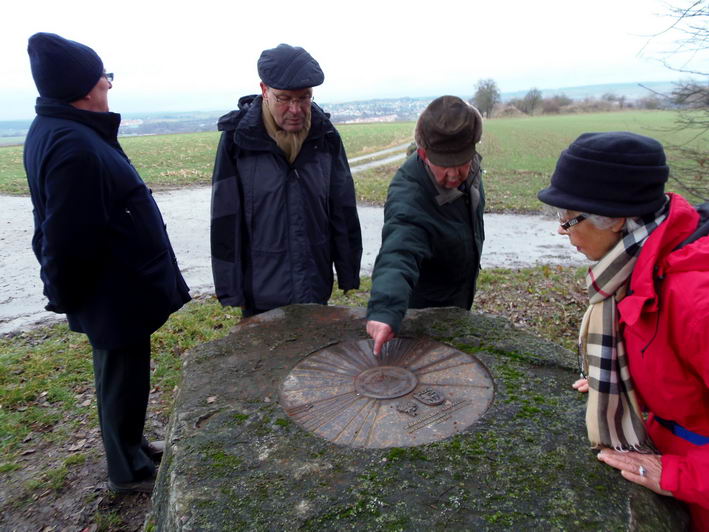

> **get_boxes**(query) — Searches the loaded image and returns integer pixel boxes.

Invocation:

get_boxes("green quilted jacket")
[367,153,485,332]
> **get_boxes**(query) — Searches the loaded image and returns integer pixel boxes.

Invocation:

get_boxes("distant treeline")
[120,118,219,137]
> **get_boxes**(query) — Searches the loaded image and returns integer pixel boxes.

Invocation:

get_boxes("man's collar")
[34,97,121,140]
[423,161,473,206]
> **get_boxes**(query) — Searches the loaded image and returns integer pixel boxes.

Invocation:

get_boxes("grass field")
[477,110,707,211]
[336,122,414,156]
[481,110,702,173]
[354,110,707,209]
[1,110,705,208]
[0,295,236,460]
[0,122,415,196]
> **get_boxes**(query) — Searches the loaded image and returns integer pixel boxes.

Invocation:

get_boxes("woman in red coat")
[538,131,709,530]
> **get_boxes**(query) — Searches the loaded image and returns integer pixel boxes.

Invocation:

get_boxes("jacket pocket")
[118,186,170,269]
[250,250,291,308]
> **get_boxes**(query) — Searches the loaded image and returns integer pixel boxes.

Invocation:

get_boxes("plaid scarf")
[578,203,668,451]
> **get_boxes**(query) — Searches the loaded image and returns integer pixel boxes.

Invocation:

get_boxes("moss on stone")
[384,447,428,463]
[233,413,248,424]
[149,305,687,531]
[274,417,291,428]
[204,449,243,475]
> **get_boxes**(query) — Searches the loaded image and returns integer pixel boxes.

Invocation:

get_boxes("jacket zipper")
[640,269,664,356]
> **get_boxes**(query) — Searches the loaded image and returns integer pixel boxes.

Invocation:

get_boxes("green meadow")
[0,122,415,195]
[477,110,706,211]
[481,109,701,174]
[336,121,414,155]
[1,110,705,208]
[353,110,706,210]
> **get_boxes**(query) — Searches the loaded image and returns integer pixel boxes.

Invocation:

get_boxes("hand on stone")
[366,320,394,356]
[572,378,589,393]
[597,448,671,496]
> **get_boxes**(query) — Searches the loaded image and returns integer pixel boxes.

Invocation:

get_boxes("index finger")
[373,334,386,356]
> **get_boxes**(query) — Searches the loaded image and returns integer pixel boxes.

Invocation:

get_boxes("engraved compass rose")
[279,338,494,448]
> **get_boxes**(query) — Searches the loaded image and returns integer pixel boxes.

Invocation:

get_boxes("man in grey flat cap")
[366,96,485,355]
[211,43,362,317]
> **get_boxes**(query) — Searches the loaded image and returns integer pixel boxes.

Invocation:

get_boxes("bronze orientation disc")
[279,337,494,448]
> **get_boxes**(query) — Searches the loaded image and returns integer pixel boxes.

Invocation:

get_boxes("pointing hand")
[366,320,394,356]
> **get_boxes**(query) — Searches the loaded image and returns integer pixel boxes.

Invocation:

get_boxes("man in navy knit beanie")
[24,32,190,494]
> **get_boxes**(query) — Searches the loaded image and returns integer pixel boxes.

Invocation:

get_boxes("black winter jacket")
[24,99,190,349]
[367,154,485,332]
[210,95,362,310]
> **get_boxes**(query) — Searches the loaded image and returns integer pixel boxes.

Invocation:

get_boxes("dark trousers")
[92,337,155,484]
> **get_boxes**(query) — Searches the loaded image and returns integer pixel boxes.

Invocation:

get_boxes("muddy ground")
[0,384,169,532]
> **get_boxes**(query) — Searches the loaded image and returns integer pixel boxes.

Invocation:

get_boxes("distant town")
[0,81,676,145]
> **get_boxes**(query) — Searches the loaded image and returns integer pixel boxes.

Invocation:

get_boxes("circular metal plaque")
[354,366,418,399]
[279,338,494,448]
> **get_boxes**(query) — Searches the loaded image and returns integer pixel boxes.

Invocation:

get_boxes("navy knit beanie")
[28,32,104,102]
[537,131,669,217]
[257,43,324,90]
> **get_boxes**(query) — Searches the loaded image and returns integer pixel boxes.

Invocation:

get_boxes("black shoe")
[144,440,165,463]
[107,476,155,494]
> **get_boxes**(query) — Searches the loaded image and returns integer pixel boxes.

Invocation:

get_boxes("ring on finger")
[638,465,647,477]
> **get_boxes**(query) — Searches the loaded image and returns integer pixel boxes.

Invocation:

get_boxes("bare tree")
[471,79,501,117]
[643,1,708,75]
[523,88,543,115]
[511,88,544,115]
[541,93,573,114]
[644,1,708,201]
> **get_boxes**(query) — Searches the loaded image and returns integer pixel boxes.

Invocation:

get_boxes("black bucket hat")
[537,131,669,216]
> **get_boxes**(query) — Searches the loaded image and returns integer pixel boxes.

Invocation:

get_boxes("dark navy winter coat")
[24,99,190,349]
[210,95,362,310]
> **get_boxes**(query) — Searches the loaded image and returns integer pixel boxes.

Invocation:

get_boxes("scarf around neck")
[261,100,311,164]
[578,200,668,452]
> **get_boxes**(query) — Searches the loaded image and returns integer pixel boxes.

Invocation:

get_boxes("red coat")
[619,193,709,530]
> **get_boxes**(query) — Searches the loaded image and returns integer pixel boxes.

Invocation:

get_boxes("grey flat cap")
[257,43,324,90]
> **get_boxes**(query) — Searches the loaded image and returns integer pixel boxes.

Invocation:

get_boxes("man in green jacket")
[366,95,485,355]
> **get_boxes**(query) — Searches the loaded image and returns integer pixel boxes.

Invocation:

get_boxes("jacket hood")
[635,194,702,277]
[622,193,704,325]
[217,94,258,132]
[664,225,709,274]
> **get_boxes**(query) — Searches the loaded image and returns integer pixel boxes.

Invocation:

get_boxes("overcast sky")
[1,0,702,120]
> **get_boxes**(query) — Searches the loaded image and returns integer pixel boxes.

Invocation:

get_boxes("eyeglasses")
[103,71,114,82]
[558,213,587,230]
[271,93,313,106]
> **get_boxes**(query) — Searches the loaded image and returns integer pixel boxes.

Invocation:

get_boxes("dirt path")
[348,142,411,163]
[349,142,410,174]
